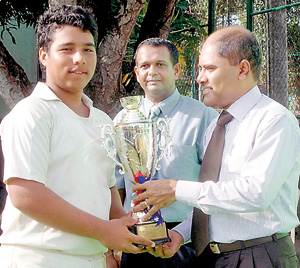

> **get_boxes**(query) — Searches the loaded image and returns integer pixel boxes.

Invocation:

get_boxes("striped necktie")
[149,105,161,121]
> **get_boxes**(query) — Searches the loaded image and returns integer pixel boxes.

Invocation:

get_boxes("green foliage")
[122,0,208,86]
[169,0,207,61]
[287,3,300,112]
[123,1,149,65]
[168,0,208,97]
[0,0,48,43]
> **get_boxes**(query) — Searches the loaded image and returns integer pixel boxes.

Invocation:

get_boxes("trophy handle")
[99,124,126,175]
[155,118,171,170]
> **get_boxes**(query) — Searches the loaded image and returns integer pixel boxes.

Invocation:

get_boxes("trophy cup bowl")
[99,95,171,245]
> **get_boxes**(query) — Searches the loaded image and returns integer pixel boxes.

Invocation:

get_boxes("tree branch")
[85,0,146,117]
[136,0,178,45]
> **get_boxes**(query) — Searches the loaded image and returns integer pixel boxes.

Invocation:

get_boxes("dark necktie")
[191,110,233,255]
[149,105,161,121]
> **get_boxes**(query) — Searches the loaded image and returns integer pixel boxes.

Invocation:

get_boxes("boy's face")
[39,25,96,96]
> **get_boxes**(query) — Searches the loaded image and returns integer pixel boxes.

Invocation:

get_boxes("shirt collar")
[143,88,180,118]
[227,85,262,122]
[32,82,93,108]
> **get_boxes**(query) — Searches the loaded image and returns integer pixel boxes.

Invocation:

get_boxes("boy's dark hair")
[135,38,179,66]
[37,5,98,52]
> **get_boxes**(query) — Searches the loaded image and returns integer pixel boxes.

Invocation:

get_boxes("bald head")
[202,26,261,81]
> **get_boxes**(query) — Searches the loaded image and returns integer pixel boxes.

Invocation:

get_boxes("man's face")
[197,42,241,109]
[134,45,180,103]
[39,25,97,96]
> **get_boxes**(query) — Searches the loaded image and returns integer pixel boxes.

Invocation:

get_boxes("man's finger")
[132,199,149,213]
[149,245,164,257]
[123,237,155,254]
[122,214,139,227]
[141,206,158,222]
[132,191,148,205]
[132,233,155,249]
[132,182,148,192]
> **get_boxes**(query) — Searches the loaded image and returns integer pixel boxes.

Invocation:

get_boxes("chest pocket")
[158,144,200,181]
[225,133,254,179]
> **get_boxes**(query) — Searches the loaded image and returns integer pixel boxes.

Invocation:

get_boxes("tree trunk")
[0,40,32,110]
[123,0,178,98]
[266,0,288,108]
[84,0,147,118]
[48,0,77,6]
[137,0,178,44]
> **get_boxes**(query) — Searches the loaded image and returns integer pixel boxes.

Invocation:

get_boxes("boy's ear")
[39,48,47,67]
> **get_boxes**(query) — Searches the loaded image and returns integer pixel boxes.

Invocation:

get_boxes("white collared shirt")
[0,82,115,255]
[175,86,300,243]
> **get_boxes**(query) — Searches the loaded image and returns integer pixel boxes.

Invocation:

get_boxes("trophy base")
[130,221,171,247]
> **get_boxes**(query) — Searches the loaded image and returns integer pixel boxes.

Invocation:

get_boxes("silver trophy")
[99,95,171,245]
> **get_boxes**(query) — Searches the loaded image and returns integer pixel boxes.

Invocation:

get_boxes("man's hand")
[132,179,178,221]
[146,230,184,258]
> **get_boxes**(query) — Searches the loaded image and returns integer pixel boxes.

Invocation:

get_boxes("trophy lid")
[119,96,148,123]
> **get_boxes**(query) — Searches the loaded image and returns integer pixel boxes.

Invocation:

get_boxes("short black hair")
[37,5,98,52]
[135,38,179,66]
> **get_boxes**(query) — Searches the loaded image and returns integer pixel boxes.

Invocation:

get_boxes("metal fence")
[175,0,300,120]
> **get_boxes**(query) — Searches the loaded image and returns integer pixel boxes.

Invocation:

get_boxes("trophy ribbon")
[134,170,163,226]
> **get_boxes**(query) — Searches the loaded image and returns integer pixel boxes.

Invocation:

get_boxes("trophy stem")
[121,110,148,124]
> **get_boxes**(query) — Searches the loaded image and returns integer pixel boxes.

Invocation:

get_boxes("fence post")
[247,0,253,31]
[208,0,215,34]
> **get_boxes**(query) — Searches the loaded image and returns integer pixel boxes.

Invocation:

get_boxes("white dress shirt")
[175,86,300,243]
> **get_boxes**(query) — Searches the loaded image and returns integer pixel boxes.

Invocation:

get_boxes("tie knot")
[217,110,233,127]
[149,105,161,120]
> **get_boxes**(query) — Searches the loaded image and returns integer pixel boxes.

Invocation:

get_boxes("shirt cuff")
[172,212,192,243]
[175,180,201,207]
